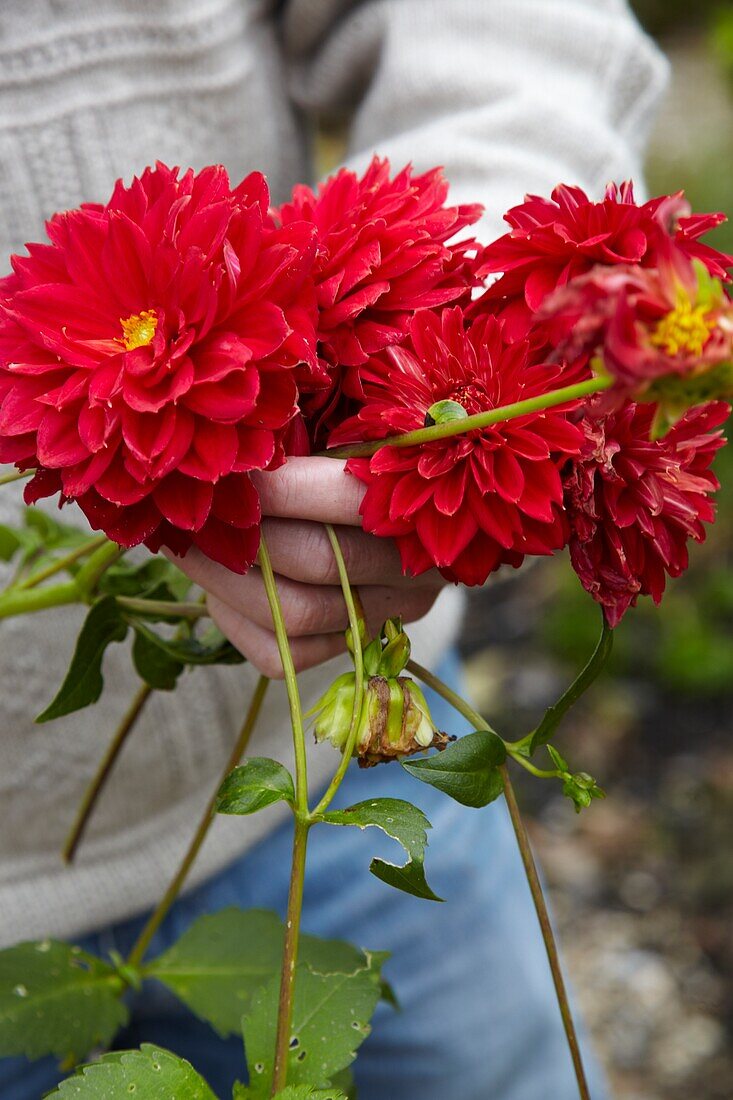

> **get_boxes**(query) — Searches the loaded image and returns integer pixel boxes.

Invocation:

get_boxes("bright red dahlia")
[474,182,733,342]
[331,307,585,585]
[564,398,728,626]
[278,157,482,437]
[0,163,321,572]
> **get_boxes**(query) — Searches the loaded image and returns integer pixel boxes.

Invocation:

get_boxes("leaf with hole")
[318,798,442,901]
[145,908,380,1039]
[401,728,506,806]
[216,760,295,816]
[36,596,128,722]
[243,964,381,1095]
[46,1044,217,1098]
[0,940,127,1063]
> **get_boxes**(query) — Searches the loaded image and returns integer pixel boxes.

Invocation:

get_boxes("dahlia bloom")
[332,307,585,586]
[541,244,733,432]
[278,157,482,437]
[563,399,728,626]
[474,182,732,341]
[0,163,321,572]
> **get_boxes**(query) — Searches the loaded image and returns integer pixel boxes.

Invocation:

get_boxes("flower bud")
[310,672,359,752]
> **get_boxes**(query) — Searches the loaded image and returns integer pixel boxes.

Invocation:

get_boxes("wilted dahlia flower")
[563,398,728,626]
[278,157,482,437]
[474,182,732,341]
[331,307,585,586]
[0,163,321,572]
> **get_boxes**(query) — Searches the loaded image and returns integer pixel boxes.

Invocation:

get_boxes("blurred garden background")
[459,5,733,1097]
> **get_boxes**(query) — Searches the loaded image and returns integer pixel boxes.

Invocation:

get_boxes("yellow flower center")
[118,309,158,351]
[650,294,714,358]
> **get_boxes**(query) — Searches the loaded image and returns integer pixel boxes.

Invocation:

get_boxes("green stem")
[406,659,590,1100]
[16,535,109,591]
[406,659,499,734]
[257,537,309,814]
[73,540,125,598]
[128,675,270,970]
[0,540,124,618]
[62,683,153,864]
[506,750,560,780]
[0,579,80,619]
[325,377,610,459]
[523,613,614,754]
[272,814,309,1096]
[0,468,34,486]
[257,534,313,1094]
[311,525,365,817]
[500,766,590,1100]
[117,597,208,620]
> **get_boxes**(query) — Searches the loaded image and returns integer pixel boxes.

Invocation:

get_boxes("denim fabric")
[1,654,607,1099]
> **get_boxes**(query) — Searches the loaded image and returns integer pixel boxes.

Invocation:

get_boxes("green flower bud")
[309,672,358,751]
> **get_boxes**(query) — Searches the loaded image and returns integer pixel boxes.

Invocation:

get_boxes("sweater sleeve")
[279,0,669,234]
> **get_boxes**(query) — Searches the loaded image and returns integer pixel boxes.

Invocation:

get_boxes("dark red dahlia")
[278,157,482,438]
[474,182,733,341]
[331,307,585,586]
[0,163,321,572]
[564,398,728,626]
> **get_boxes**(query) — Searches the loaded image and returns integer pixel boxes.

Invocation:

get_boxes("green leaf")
[0,524,22,561]
[46,1044,217,1098]
[234,1086,345,1100]
[98,557,190,601]
[36,596,128,722]
[145,909,378,1039]
[401,729,506,807]
[0,940,127,1063]
[319,798,442,902]
[130,618,244,667]
[132,626,185,690]
[243,964,381,1095]
[216,760,295,816]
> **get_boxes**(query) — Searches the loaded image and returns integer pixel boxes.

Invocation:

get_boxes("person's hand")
[171,457,446,678]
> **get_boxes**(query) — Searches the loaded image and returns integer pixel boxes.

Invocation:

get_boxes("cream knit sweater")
[0,0,667,947]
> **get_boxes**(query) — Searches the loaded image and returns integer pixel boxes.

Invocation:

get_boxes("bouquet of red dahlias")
[0,161,729,1100]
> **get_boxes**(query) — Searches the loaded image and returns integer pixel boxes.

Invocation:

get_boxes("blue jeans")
[1,654,606,1099]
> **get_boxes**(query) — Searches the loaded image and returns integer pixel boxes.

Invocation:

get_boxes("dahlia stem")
[16,534,109,591]
[257,535,311,1095]
[127,675,270,970]
[500,765,590,1100]
[518,613,614,755]
[73,540,125,598]
[0,468,34,486]
[257,538,309,814]
[406,659,500,736]
[406,658,590,1100]
[116,596,208,620]
[0,579,80,619]
[311,525,366,817]
[62,683,153,864]
[325,376,610,459]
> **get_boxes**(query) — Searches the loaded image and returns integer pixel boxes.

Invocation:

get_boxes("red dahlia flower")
[0,163,321,572]
[474,182,732,341]
[331,307,585,586]
[540,244,733,432]
[278,157,482,437]
[563,398,728,626]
